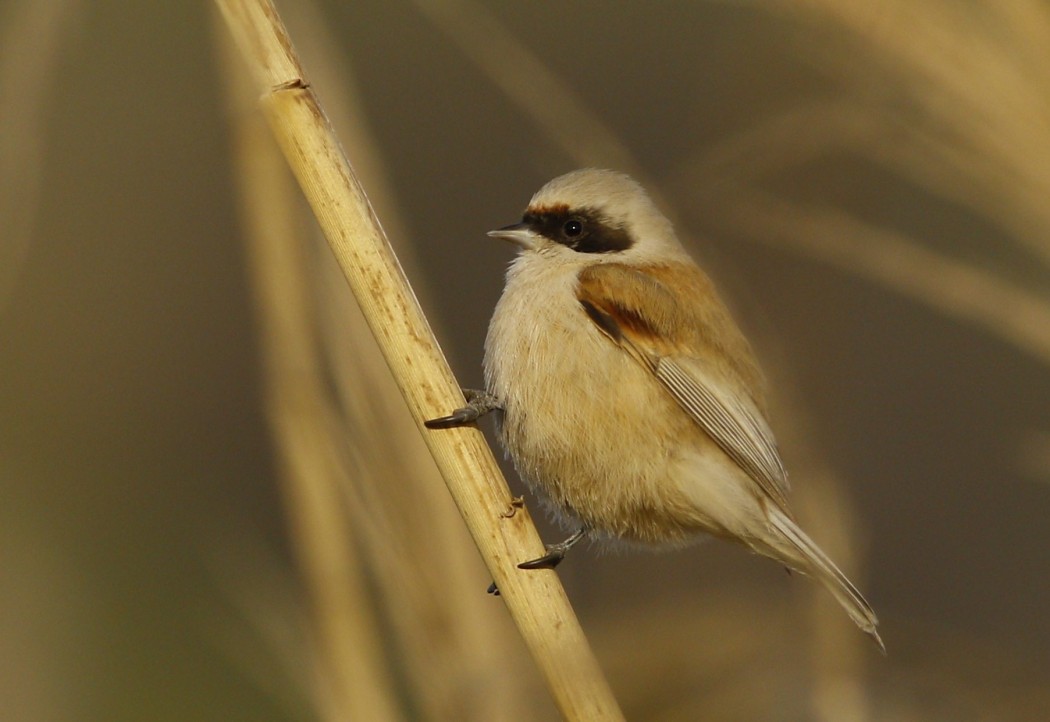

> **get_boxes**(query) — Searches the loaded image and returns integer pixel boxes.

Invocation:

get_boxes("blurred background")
[2,1,1049,720]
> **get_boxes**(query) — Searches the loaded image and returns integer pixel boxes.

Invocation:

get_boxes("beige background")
[2,1,1049,720]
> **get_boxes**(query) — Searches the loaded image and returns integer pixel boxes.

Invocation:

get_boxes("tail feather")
[765,505,884,653]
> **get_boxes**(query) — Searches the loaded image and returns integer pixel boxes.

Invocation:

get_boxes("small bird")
[427,169,882,649]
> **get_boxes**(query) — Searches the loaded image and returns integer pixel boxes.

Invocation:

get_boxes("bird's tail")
[765,504,884,653]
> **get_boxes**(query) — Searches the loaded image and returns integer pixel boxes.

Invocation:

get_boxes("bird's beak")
[487,222,540,251]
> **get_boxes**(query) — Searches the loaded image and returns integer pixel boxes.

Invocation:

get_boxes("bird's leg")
[424,389,502,429]
[517,527,588,570]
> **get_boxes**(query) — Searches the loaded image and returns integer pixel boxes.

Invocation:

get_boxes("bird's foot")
[517,528,588,570]
[487,528,589,594]
[424,389,502,429]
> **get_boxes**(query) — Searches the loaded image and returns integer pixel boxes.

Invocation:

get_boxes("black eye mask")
[522,206,634,254]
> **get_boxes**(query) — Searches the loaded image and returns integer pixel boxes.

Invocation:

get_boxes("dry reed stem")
[217,23,403,721]
[277,0,421,294]
[686,2,1050,358]
[316,257,543,721]
[0,0,79,312]
[279,3,539,717]
[787,0,1050,266]
[591,594,799,719]
[410,0,637,174]
[214,1,623,719]
[675,3,1050,362]
[794,470,871,722]
[704,189,1050,366]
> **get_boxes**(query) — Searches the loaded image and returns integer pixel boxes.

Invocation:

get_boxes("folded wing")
[576,262,790,511]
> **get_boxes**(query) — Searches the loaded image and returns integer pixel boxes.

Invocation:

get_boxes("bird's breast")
[483,257,698,541]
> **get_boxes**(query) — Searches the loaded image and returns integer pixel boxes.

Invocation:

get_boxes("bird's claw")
[424,389,502,429]
[517,527,588,571]
[487,528,588,594]
[517,548,569,570]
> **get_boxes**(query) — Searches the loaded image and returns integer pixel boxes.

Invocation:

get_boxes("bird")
[426,168,882,650]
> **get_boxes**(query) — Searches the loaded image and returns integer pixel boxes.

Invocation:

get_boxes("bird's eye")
[563,219,584,237]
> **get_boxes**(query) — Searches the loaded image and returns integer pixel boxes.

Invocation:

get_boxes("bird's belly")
[485,294,706,544]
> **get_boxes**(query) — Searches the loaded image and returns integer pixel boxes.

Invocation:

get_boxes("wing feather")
[656,357,789,508]
[576,262,791,510]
